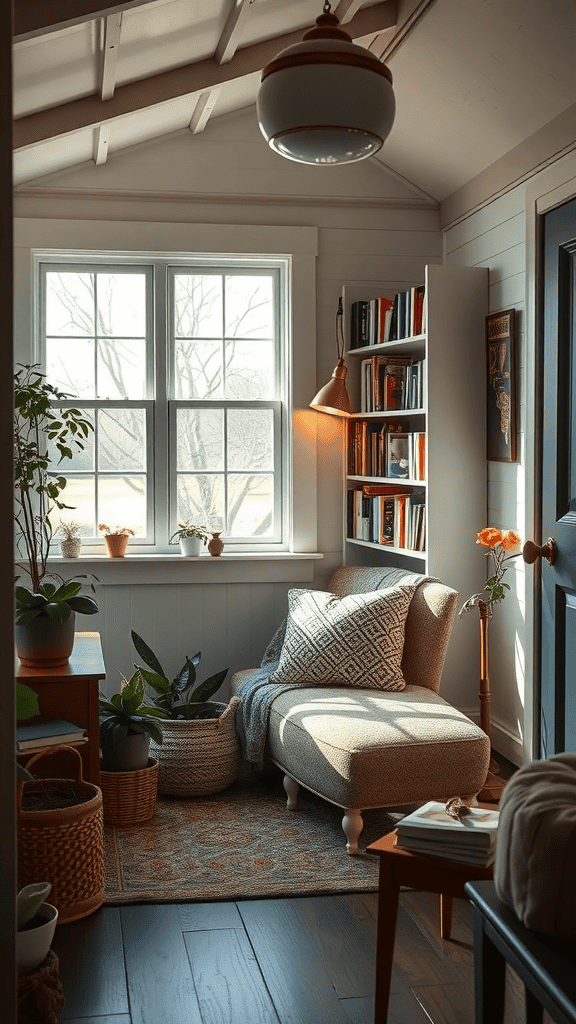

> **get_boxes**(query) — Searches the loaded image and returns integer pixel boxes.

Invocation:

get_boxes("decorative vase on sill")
[208,532,224,557]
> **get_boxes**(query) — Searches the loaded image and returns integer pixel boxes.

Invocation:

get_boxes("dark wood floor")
[52,754,548,1024]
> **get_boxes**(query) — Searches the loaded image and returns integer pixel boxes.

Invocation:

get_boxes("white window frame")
[15,219,319,574]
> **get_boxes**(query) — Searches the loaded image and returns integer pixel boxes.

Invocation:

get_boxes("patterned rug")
[103,764,412,904]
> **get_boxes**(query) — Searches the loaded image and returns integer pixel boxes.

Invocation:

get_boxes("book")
[396,800,500,847]
[16,718,88,751]
[387,432,410,478]
[395,834,496,866]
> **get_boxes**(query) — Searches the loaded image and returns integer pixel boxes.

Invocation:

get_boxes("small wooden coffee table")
[367,830,494,1023]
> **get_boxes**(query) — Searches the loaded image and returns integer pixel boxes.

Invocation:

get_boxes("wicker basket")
[17,745,104,924]
[150,697,241,797]
[100,757,159,826]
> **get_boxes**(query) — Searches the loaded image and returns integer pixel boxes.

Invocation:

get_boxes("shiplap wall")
[445,185,528,764]
[15,108,443,701]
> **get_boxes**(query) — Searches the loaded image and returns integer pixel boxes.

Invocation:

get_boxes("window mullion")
[154,263,169,548]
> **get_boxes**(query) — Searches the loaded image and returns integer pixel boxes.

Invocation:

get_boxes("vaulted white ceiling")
[13,0,576,202]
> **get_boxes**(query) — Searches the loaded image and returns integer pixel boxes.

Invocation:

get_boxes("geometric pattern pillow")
[268,585,416,690]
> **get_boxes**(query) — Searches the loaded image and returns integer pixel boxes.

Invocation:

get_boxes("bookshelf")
[342,264,488,596]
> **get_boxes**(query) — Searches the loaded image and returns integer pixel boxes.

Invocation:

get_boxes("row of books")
[348,422,426,481]
[347,486,426,550]
[16,718,88,752]
[349,285,426,348]
[395,800,500,866]
[360,356,425,413]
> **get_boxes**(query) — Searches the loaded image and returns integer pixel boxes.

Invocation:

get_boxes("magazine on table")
[396,800,500,846]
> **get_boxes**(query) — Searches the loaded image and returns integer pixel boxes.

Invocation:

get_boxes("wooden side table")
[367,830,493,1024]
[17,632,105,786]
[466,880,576,1024]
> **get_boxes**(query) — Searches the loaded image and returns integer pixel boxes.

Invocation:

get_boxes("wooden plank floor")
[51,755,550,1024]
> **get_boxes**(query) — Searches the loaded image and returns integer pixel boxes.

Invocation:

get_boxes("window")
[40,255,289,552]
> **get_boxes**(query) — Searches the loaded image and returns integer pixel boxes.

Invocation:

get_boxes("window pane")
[175,274,222,338]
[175,340,222,399]
[228,475,273,537]
[46,272,94,336]
[97,273,146,336]
[177,409,223,471]
[48,476,96,537]
[98,476,146,536]
[177,474,224,531]
[225,340,274,400]
[47,409,95,472]
[97,339,146,399]
[46,338,95,397]
[98,409,146,471]
[228,409,273,470]
[225,276,274,339]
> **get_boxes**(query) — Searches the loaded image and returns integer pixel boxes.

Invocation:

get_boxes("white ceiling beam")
[215,0,257,66]
[334,1,364,24]
[13,0,160,43]
[93,125,110,164]
[100,14,122,101]
[369,0,436,61]
[14,1,398,151]
[189,89,222,134]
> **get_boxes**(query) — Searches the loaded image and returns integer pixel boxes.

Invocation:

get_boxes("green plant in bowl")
[131,631,228,720]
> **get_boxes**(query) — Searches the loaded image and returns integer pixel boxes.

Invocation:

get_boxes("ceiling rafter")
[14,1,398,152]
[189,89,222,134]
[13,0,161,43]
[100,14,123,101]
[93,125,110,164]
[334,1,365,23]
[215,0,257,66]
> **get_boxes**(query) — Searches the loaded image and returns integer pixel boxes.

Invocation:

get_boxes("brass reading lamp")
[310,297,350,417]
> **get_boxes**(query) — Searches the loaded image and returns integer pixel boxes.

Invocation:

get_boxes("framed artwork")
[486,309,517,462]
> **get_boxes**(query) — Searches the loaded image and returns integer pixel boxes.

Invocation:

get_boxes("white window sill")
[46,552,323,585]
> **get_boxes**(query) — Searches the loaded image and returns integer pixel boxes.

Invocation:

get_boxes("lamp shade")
[310,358,351,417]
[257,10,395,165]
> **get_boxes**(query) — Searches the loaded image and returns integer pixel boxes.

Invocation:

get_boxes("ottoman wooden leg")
[439,894,453,940]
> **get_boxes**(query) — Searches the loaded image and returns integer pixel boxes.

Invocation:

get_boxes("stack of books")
[16,719,88,752]
[395,800,500,866]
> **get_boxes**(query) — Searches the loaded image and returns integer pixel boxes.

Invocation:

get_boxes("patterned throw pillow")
[268,585,415,690]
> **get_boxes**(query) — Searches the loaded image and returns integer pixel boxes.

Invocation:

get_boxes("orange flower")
[501,530,521,551]
[476,527,502,549]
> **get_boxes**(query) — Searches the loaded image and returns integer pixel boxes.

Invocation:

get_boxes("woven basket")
[17,745,104,924]
[150,696,241,797]
[100,757,159,827]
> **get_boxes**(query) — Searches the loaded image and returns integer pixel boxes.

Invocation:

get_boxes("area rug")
[103,765,412,904]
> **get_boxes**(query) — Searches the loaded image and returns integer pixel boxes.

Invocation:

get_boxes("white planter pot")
[17,902,58,975]
[179,536,201,557]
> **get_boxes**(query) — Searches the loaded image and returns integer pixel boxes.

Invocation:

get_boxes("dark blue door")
[539,198,576,755]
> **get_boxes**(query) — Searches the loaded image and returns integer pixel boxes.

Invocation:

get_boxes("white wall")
[15,107,443,701]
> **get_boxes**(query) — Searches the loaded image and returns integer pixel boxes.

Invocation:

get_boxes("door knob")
[522,538,556,566]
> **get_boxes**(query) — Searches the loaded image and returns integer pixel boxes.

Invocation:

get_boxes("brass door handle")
[522,538,556,566]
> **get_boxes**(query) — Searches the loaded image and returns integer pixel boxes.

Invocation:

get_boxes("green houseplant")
[99,672,168,771]
[131,631,239,797]
[17,881,59,976]
[169,521,209,557]
[14,364,98,666]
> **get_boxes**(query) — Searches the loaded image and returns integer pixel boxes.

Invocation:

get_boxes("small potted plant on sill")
[131,630,239,797]
[98,524,135,558]
[17,882,59,976]
[57,518,83,559]
[14,364,99,667]
[169,521,209,557]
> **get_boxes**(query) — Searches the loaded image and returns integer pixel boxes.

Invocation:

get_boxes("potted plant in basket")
[17,881,59,976]
[99,672,168,771]
[98,524,134,558]
[169,521,209,557]
[131,630,240,796]
[14,364,99,667]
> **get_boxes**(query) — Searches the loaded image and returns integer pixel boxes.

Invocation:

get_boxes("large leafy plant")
[14,364,97,621]
[131,630,228,720]
[99,672,168,746]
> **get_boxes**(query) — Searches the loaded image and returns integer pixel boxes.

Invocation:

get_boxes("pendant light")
[257,1,395,166]
[310,297,350,417]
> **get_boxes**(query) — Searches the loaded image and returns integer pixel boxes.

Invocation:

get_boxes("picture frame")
[486,309,517,462]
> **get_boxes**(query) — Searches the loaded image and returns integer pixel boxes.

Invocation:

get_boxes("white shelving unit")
[342,265,488,695]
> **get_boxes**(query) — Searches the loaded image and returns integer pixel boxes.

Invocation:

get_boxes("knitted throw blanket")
[235,567,436,769]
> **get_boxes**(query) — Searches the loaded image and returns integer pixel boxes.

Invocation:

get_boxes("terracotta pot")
[15,611,76,668]
[104,534,129,557]
[208,532,224,556]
